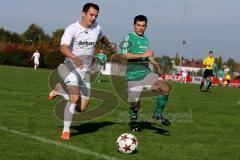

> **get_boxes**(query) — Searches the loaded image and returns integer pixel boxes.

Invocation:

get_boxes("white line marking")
[0,126,121,160]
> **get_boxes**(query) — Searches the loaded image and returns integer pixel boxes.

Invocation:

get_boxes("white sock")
[63,101,76,133]
[58,92,70,100]
[63,121,71,133]
[69,103,76,114]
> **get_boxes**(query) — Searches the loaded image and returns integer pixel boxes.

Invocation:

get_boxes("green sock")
[153,95,169,118]
[95,74,101,82]
[129,107,138,122]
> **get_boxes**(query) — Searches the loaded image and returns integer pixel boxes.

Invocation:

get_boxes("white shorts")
[127,73,161,102]
[57,63,91,99]
[34,59,39,65]
[218,77,223,82]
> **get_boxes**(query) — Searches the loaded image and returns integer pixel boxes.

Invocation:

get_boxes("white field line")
[0,126,121,160]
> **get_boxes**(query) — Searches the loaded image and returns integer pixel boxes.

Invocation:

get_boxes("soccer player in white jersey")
[48,3,113,140]
[31,50,40,70]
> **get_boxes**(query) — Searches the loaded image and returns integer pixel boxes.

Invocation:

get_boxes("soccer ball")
[116,133,138,154]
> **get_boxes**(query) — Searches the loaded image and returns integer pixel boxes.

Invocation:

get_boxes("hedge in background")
[44,51,64,69]
[0,50,32,67]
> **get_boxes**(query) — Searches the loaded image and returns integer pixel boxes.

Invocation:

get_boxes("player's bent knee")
[152,80,172,95]
[80,104,88,112]
[80,97,89,112]
[70,95,79,104]
[79,106,87,112]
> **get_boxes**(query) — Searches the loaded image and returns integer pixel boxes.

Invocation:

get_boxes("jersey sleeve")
[98,29,104,40]
[203,57,207,65]
[146,37,150,48]
[119,35,131,55]
[60,24,75,46]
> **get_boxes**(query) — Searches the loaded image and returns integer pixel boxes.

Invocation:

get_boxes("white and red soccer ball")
[116,133,138,154]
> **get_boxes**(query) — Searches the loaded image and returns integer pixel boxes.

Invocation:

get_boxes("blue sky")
[0,0,240,62]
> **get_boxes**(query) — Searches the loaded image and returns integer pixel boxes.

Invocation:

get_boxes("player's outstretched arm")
[100,36,110,47]
[60,44,83,68]
[149,56,162,76]
[109,48,153,65]
[100,36,117,54]
[125,49,153,60]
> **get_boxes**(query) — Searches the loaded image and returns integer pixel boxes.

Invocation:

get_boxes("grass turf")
[0,65,240,160]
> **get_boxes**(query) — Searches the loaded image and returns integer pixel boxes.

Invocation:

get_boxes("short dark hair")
[82,3,99,13]
[209,50,213,54]
[134,15,147,24]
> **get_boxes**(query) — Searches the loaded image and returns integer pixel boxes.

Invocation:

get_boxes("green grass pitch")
[0,65,240,160]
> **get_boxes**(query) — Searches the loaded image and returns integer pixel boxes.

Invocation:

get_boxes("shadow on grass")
[69,121,117,136]
[139,122,170,136]
[59,121,169,136]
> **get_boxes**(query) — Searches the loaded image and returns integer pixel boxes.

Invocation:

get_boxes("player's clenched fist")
[72,56,83,69]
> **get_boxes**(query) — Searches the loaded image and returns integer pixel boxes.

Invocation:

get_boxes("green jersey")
[95,53,107,65]
[120,32,151,81]
[213,63,217,76]
[218,70,224,78]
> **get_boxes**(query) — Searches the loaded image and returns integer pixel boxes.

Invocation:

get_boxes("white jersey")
[61,21,104,70]
[32,52,40,64]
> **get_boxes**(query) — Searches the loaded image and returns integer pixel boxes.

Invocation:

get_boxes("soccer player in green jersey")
[119,15,172,131]
[218,67,224,86]
[212,63,217,77]
[95,49,107,82]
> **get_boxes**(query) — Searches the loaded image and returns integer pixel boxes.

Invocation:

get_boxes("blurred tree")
[160,55,171,67]
[174,51,180,66]
[215,55,223,69]
[233,63,240,71]
[0,28,22,43]
[44,51,64,68]
[22,24,50,45]
[157,55,172,73]
[51,29,64,50]
[226,58,235,72]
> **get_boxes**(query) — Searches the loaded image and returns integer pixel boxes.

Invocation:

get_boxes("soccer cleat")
[48,83,62,100]
[61,131,70,141]
[160,116,171,126]
[153,115,171,126]
[130,122,142,132]
[48,90,58,100]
